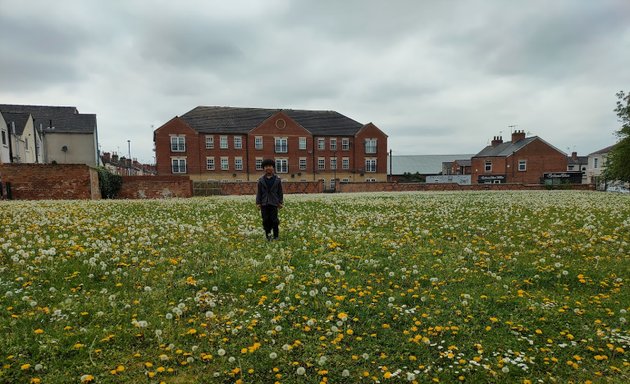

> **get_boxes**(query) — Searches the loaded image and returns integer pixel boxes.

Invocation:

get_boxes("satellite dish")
[61,145,68,152]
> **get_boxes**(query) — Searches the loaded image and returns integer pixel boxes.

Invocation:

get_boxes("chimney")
[112,153,119,162]
[571,151,578,160]
[491,136,503,147]
[102,152,111,163]
[511,130,526,142]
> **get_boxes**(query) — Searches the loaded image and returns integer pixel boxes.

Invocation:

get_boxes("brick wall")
[118,176,193,199]
[0,163,100,200]
[217,181,324,196]
[337,182,594,193]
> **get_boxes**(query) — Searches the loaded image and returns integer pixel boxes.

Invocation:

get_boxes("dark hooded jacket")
[256,175,283,206]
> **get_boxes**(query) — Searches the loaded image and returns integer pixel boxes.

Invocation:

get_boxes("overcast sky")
[1,0,629,163]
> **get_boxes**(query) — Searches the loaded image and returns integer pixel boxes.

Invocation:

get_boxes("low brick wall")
[0,163,100,200]
[118,176,193,199]
[336,182,595,193]
[217,181,323,196]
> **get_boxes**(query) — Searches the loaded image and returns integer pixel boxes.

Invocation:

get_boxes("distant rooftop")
[388,154,474,175]
[179,106,367,136]
[0,104,96,133]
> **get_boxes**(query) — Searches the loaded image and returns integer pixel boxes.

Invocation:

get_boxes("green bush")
[96,167,122,198]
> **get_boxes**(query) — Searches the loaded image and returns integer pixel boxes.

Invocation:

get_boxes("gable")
[510,137,566,157]
[249,111,312,136]
[154,116,197,138]
[355,122,388,139]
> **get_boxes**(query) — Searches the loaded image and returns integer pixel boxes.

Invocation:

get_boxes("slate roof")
[454,159,471,166]
[588,144,615,156]
[0,112,30,135]
[473,137,538,157]
[0,104,96,133]
[568,155,588,166]
[180,106,365,135]
[388,154,475,175]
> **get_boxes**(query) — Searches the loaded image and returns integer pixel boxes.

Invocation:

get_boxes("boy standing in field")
[256,159,284,241]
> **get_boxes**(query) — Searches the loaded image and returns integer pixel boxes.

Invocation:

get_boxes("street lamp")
[127,140,131,176]
[333,150,337,192]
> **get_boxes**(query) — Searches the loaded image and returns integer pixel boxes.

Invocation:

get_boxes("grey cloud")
[1,0,629,163]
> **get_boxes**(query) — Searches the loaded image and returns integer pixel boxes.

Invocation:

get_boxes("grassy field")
[0,191,628,383]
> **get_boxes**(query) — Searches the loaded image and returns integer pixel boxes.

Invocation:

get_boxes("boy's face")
[264,165,275,176]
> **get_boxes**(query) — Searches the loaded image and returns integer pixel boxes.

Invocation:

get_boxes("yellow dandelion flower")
[34,329,44,335]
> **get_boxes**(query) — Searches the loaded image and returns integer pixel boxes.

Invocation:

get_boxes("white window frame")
[518,160,527,171]
[255,157,263,170]
[341,138,350,151]
[170,136,186,152]
[205,135,214,149]
[235,157,243,171]
[485,161,492,172]
[299,137,307,150]
[255,136,263,150]
[317,138,325,150]
[330,157,337,170]
[365,158,377,173]
[299,157,307,170]
[276,158,288,174]
[206,157,215,170]
[365,138,377,154]
[220,156,229,170]
[318,157,325,170]
[220,136,228,149]
[342,157,350,170]
[171,158,187,173]
[275,137,288,153]
[234,136,242,149]
[330,138,337,151]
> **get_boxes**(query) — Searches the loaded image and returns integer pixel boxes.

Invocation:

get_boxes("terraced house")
[0,104,99,166]
[153,106,388,187]
[471,130,570,184]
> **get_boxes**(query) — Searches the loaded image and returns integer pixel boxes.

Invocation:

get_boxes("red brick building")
[471,130,569,184]
[153,107,388,188]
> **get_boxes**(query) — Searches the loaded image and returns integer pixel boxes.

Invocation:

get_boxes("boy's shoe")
[266,234,272,241]
[273,237,279,241]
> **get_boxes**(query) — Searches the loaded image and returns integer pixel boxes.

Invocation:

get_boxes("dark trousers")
[261,205,279,238]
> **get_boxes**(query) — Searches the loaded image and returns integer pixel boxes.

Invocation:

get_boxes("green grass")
[0,191,628,383]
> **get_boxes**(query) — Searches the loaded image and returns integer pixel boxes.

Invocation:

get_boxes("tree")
[604,91,630,183]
